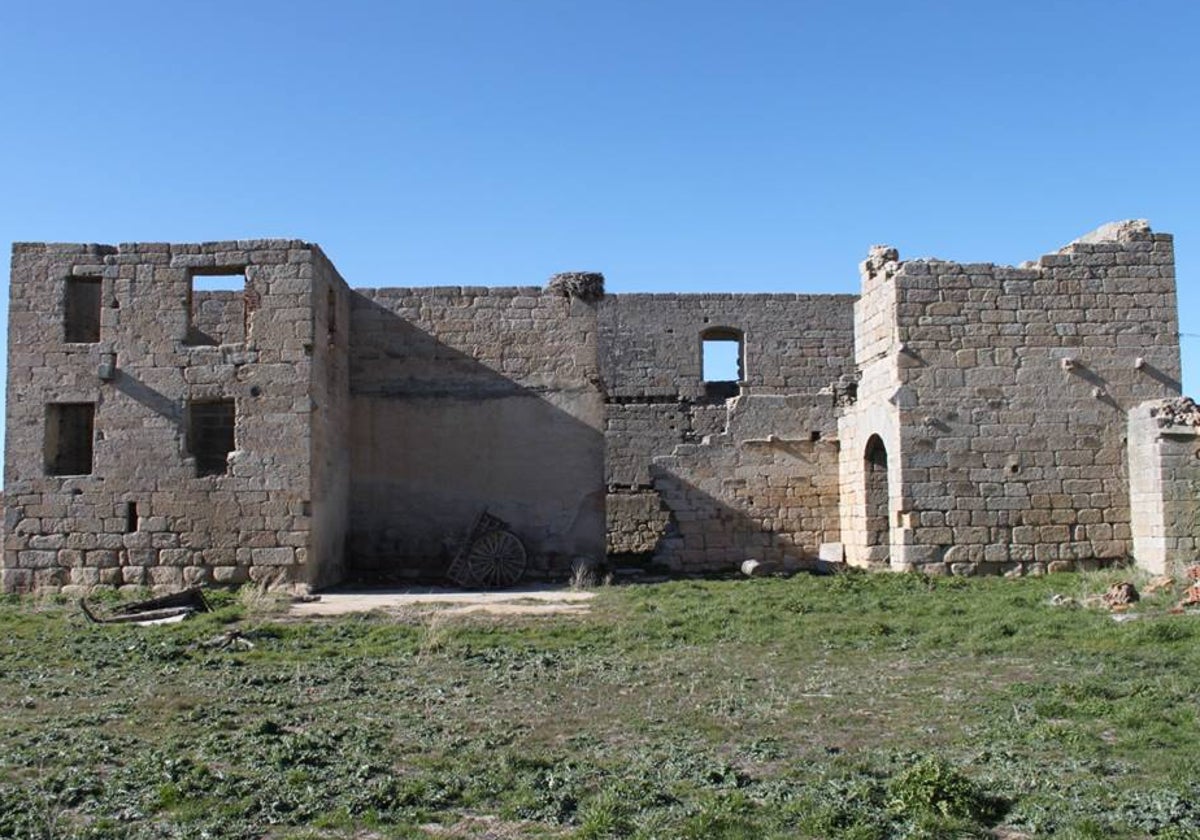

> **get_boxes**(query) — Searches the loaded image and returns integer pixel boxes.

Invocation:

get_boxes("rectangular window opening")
[125,501,139,533]
[64,277,102,343]
[186,270,246,346]
[188,399,236,477]
[45,403,95,476]
[702,338,742,383]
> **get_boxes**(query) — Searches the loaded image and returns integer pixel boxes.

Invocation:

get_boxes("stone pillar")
[1128,399,1200,575]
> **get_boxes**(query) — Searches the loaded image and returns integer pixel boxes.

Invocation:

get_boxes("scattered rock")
[199,630,255,651]
[1179,583,1200,609]
[1143,575,1176,596]
[1102,581,1139,609]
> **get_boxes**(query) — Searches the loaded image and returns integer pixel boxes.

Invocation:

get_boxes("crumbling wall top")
[12,239,315,255]
[1063,219,1153,249]
[547,271,605,302]
[1145,397,1200,429]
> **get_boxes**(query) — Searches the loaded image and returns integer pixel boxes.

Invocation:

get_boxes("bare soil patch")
[288,585,595,618]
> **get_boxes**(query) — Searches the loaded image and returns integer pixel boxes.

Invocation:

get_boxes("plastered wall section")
[1128,402,1200,575]
[348,287,605,579]
[598,294,856,567]
[307,249,353,589]
[887,228,1180,574]
[2,240,328,593]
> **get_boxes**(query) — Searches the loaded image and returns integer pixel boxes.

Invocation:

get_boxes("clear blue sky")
[2,0,1197,466]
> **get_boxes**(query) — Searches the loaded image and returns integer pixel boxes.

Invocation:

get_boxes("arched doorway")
[864,435,890,563]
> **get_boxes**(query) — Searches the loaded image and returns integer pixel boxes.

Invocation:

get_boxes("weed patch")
[2,574,1199,836]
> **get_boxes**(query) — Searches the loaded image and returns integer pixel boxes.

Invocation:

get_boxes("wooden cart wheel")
[466,529,526,588]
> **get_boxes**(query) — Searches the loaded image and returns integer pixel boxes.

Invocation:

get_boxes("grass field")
[2,571,1200,839]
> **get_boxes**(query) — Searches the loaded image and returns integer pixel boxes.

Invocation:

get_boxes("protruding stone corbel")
[97,352,116,381]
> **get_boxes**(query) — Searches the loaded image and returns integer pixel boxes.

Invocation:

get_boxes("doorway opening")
[864,434,890,563]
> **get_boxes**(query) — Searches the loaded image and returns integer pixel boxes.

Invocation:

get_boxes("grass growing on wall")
[2,572,1200,838]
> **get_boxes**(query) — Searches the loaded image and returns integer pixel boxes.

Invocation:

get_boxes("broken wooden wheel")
[466,529,526,588]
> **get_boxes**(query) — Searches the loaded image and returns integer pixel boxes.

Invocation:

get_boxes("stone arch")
[864,434,890,563]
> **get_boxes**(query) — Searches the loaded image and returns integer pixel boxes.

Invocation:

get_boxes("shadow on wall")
[647,460,834,573]
[347,294,605,583]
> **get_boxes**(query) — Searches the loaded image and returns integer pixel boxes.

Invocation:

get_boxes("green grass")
[2,571,1200,838]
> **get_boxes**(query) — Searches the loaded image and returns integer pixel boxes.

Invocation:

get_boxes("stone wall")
[838,246,905,568]
[2,221,1189,592]
[840,221,1181,574]
[347,286,605,580]
[598,294,855,568]
[2,240,336,593]
[598,293,857,402]
[649,396,843,571]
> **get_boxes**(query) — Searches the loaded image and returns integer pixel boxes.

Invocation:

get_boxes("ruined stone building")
[3,221,1197,593]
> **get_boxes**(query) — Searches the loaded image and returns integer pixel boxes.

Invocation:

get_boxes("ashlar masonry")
[3,221,1195,593]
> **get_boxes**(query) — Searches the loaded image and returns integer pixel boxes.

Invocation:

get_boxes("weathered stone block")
[251,547,295,566]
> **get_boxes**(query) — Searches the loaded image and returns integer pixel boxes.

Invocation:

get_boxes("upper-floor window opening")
[188,399,236,476]
[701,327,743,381]
[45,403,95,476]
[186,269,246,346]
[701,327,744,400]
[64,277,102,343]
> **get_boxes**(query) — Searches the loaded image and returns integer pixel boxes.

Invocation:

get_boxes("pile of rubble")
[1179,565,1200,609]
[1116,565,1200,612]
[1049,565,1200,614]
[1154,397,1200,427]
[1102,581,1140,609]
[546,271,605,302]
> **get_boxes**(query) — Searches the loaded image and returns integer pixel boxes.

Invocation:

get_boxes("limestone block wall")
[839,247,905,569]
[650,396,842,571]
[3,222,1187,591]
[599,294,857,401]
[190,291,245,345]
[348,286,605,580]
[606,490,672,555]
[598,293,855,567]
[1128,400,1200,574]
[2,240,331,593]
[880,222,1180,574]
